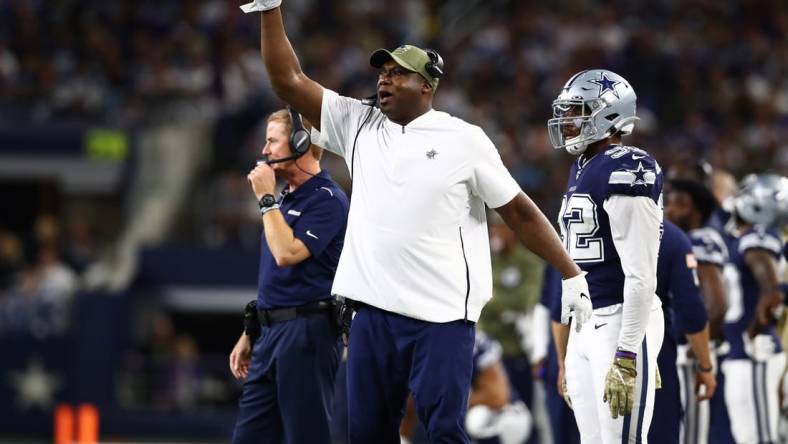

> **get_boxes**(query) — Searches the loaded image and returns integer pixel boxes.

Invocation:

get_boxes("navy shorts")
[346,305,475,444]
[232,315,342,444]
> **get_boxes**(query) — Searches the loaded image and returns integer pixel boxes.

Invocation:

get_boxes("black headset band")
[287,107,311,156]
[424,48,444,79]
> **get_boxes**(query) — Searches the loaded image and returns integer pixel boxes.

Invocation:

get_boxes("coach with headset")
[228,108,349,443]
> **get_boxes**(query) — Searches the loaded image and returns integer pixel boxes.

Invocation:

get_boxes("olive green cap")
[369,44,439,90]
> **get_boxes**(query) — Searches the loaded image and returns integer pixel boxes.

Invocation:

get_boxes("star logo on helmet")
[590,73,621,99]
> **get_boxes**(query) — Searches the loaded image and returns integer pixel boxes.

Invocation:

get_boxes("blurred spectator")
[63,216,99,274]
[199,172,260,249]
[0,229,25,291]
[18,215,78,303]
[169,334,201,409]
[0,0,784,187]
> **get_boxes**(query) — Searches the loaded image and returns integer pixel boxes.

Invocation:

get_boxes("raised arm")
[260,7,324,129]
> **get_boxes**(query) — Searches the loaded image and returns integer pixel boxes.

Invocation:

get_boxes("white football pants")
[721,351,786,444]
[565,304,664,444]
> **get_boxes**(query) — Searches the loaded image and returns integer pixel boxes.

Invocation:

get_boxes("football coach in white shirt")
[241,1,592,442]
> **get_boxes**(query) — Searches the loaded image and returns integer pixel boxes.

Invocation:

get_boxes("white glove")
[561,271,593,332]
[743,333,776,362]
[240,0,282,13]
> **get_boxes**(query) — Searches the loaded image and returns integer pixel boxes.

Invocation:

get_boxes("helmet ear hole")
[605,113,620,121]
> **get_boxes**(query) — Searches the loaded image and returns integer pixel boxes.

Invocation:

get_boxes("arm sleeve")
[529,303,551,364]
[671,249,709,335]
[318,88,372,158]
[603,195,662,352]
[468,127,521,208]
[291,192,347,257]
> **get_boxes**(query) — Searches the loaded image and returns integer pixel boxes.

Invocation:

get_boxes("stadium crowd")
[1,0,786,209]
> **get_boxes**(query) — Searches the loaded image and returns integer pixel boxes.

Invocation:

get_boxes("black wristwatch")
[258,194,278,214]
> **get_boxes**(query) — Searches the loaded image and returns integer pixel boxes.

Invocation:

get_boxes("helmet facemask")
[548,98,607,155]
[547,69,639,156]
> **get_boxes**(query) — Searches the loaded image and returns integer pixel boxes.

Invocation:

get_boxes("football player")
[650,218,717,444]
[720,174,788,444]
[549,69,664,443]
[664,178,730,444]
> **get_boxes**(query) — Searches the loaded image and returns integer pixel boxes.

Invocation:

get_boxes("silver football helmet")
[733,173,788,227]
[548,69,638,155]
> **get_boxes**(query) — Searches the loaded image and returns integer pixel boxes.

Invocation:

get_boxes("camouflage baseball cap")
[370,45,439,90]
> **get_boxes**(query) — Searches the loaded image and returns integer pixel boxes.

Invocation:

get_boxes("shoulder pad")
[604,146,662,198]
[689,227,729,266]
[738,226,783,256]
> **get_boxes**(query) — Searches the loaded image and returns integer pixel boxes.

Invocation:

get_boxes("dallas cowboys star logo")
[590,73,621,99]
[628,162,650,186]
[426,149,437,159]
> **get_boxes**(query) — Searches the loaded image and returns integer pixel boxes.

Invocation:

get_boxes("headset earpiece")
[424,49,444,79]
[288,107,311,156]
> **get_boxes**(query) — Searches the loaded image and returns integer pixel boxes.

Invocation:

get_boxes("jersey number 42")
[559,194,604,263]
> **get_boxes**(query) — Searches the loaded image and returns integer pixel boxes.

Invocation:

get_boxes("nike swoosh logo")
[306,230,319,239]
[580,292,589,300]
[632,154,646,160]
[595,323,607,330]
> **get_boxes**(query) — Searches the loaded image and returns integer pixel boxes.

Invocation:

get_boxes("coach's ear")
[421,80,433,95]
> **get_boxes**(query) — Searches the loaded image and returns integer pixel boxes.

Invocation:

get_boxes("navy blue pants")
[232,315,342,444]
[346,306,475,444]
[544,346,580,444]
[650,335,681,444]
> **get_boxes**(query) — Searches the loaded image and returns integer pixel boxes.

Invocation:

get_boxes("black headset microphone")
[260,107,311,165]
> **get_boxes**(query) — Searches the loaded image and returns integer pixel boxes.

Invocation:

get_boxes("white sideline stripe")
[162,286,257,313]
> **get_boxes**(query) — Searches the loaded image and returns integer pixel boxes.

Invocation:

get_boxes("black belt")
[257,300,334,327]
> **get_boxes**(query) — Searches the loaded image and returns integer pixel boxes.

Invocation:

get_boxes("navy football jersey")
[558,145,663,309]
[722,225,784,359]
[472,331,520,402]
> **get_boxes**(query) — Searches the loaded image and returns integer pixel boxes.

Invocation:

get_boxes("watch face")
[261,194,276,207]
